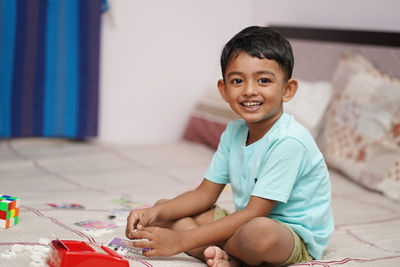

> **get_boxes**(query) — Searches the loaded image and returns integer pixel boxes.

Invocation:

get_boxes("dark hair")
[220,26,294,81]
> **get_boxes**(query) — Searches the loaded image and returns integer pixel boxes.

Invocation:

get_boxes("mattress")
[1,138,400,266]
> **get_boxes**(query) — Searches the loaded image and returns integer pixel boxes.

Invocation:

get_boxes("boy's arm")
[155,178,225,222]
[181,195,276,250]
[131,195,276,256]
[126,178,225,235]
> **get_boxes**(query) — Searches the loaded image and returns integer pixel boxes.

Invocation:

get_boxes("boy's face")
[218,52,297,129]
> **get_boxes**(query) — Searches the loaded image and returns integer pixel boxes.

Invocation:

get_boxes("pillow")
[318,53,400,201]
[284,80,332,138]
[183,89,239,149]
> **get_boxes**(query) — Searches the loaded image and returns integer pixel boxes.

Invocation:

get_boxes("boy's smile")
[218,52,297,143]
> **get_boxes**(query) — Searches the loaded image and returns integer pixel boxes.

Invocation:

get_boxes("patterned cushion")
[318,53,400,201]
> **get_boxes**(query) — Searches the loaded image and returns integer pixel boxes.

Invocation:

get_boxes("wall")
[98,0,256,144]
[253,0,400,32]
[99,0,400,144]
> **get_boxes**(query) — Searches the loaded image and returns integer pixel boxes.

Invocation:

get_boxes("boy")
[126,26,334,267]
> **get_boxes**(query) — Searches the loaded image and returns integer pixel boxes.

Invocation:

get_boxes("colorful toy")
[47,239,129,267]
[0,194,20,229]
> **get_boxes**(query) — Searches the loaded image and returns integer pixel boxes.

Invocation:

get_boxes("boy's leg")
[169,208,216,261]
[222,217,295,266]
[152,199,216,261]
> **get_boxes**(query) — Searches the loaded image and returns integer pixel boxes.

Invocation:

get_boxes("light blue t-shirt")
[204,112,334,260]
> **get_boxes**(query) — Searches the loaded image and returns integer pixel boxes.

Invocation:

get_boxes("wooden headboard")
[270,25,400,80]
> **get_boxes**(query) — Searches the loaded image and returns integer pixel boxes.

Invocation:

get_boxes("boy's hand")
[129,227,184,257]
[125,208,158,238]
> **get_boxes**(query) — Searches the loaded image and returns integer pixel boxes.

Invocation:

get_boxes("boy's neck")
[245,111,283,146]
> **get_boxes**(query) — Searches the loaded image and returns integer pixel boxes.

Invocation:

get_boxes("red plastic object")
[46,240,129,267]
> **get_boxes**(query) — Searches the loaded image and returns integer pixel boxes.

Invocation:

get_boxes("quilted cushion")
[318,53,400,201]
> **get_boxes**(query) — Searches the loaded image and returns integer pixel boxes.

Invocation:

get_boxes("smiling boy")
[126,26,334,267]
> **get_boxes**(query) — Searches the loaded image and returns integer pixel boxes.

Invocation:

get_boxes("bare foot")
[203,246,240,267]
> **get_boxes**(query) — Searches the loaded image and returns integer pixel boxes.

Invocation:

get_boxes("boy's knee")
[232,217,280,253]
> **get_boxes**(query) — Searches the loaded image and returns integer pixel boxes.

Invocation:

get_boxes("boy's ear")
[217,79,229,103]
[282,79,298,102]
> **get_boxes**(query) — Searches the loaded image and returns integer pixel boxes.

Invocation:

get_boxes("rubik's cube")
[0,195,20,229]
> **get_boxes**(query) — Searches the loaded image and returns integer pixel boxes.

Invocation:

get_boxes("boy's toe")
[204,246,217,259]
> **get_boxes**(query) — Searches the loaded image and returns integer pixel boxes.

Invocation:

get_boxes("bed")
[1,26,400,267]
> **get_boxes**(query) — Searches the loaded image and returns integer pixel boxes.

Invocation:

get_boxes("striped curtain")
[0,0,105,138]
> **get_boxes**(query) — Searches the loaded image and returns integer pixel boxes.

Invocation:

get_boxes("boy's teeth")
[243,102,261,106]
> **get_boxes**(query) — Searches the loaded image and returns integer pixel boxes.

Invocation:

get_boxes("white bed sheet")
[1,139,399,266]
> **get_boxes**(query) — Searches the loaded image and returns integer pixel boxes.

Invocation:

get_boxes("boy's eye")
[258,78,271,84]
[231,78,243,84]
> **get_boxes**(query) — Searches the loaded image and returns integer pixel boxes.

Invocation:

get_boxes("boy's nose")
[243,82,257,95]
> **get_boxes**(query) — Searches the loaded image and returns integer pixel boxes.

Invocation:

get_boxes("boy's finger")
[134,213,145,228]
[133,240,152,249]
[142,248,156,257]
[129,229,151,240]
[126,213,140,237]
[125,217,133,237]
[141,226,159,233]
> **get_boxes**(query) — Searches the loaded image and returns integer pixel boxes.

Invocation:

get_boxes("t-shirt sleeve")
[252,137,308,203]
[204,124,232,185]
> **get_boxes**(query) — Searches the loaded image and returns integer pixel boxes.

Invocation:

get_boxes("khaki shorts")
[276,220,313,266]
[213,206,313,267]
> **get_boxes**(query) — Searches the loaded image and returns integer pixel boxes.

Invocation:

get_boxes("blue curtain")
[0,0,106,138]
